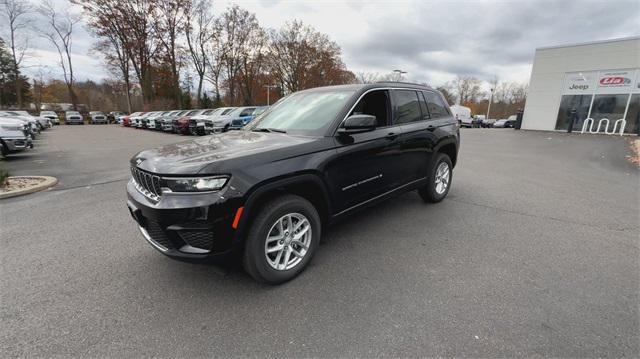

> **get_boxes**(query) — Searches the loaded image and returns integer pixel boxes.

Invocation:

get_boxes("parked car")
[172,109,203,135]
[39,111,61,125]
[144,111,167,130]
[90,111,108,124]
[493,118,514,128]
[65,111,84,125]
[481,118,496,128]
[131,112,150,128]
[108,111,126,124]
[126,82,460,284]
[161,110,187,132]
[123,112,142,127]
[0,117,32,156]
[229,106,268,130]
[0,111,40,138]
[212,107,257,132]
[188,109,222,135]
[13,110,51,129]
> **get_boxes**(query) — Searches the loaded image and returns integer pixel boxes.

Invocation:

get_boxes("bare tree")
[185,0,213,108]
[218,5,257,105]
[153,0,189,108]
[453,75,483,105]
[2,0,31,108]
[78,0,135,112]
[204,19,224,105]
[39,0,80,110]
[268,20,352,94]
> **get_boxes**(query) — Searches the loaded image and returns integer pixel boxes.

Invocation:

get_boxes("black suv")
[127,83,460,284]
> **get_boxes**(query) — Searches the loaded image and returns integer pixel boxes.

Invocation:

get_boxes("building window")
[589,94,629,131]
[555,95,592,131]
[625,94,640,134]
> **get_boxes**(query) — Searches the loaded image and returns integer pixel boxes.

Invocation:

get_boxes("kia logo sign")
[599,76,631,86]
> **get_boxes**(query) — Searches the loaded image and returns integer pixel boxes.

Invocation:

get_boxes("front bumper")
[126,179,243,259]
[3,136,30,151]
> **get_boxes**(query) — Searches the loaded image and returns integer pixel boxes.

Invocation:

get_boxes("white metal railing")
[580,117,626,136]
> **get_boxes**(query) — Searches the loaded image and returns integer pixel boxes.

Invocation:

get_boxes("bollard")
[514,108,523,130]
[567,108,577,133]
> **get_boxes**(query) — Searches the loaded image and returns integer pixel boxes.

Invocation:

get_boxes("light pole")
[486,88,494,120]
[263,84,278,106]
[393,69,407,81]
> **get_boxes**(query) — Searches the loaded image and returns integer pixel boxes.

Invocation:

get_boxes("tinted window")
[240,108,256,116]
[221,109,234,115]
[418,92,431,120]
[350,90,390,127]
[393,90,421,124]
[423,91,449,118]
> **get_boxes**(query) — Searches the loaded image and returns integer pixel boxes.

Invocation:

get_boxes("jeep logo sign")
[599,77,631,86]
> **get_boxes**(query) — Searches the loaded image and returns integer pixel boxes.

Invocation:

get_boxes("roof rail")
[374,81,432,88]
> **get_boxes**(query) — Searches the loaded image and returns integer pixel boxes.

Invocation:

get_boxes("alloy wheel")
[434,161,450,195]
[264,213,312,271]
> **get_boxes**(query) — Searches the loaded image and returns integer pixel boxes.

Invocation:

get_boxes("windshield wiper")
[252,127,287,133]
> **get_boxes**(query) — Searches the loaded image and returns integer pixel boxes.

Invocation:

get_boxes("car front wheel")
[418,153,453,203]
[243,194,320,284]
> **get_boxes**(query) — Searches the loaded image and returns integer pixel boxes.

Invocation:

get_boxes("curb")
[0,176,58,199]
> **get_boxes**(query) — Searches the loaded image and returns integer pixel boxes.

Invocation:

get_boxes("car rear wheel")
[418,153,453,203]
[243,194,320,284]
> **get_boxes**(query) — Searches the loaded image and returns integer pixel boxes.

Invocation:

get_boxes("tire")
[243,194,321,284]
[418,153,453,203]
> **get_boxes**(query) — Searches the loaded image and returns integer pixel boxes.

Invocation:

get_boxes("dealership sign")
[563,68,639,95]
[562,71,596,94]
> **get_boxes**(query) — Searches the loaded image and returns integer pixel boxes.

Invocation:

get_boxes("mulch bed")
[0,177,47,193]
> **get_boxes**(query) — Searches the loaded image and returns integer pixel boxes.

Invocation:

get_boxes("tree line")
[2,0,527,117]
[1,0,356,111]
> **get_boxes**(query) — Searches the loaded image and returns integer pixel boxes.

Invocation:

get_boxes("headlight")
[1,125,22,131]
[163,176,229,192]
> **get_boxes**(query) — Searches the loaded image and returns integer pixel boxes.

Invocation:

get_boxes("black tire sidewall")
[244,195,321,284]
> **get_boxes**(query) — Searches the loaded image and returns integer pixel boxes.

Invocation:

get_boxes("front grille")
[179,231,214,250]
[145,220,174,249]
[131,167,163,201]
[231,119,244,127]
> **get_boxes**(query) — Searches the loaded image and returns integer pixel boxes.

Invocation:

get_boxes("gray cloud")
[17,0,640,86]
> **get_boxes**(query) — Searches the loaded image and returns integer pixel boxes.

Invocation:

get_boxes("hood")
[132,130,319,175]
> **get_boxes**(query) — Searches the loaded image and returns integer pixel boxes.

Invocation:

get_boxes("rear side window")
[423,91,449,118]
[393,90,422,124]
[240,108,256,116]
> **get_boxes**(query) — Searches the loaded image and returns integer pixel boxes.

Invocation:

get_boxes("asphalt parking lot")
[1,125,638,357]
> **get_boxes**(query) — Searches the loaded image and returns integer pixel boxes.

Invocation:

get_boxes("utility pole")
[393,69,407,81]
[263,84,278,106]
[486,88,494,120]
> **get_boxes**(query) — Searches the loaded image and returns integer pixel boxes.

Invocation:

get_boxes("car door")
[325,89,405,213]
[393,89,438,181]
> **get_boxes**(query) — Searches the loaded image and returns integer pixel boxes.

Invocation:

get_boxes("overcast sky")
[13,0,640,89]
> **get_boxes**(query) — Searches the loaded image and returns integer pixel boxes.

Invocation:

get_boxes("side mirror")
[338,114,377,134]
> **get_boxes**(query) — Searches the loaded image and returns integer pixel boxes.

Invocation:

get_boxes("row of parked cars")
[120,106,268,135]
[459,115,517,128]
[40,110,121,125]
[0,110,55,157]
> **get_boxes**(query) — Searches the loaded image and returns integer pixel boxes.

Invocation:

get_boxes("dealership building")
[522,37,640,135]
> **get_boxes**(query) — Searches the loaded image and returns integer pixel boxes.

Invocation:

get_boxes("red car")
[122,116,131,127]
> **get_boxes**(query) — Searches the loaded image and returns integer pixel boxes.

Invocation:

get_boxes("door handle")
[427,125,436,132]
[385,132,398,140]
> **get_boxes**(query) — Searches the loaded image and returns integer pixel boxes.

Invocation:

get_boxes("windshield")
[246,89,355,136]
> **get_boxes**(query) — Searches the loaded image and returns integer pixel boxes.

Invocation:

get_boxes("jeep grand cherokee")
[127,82,460,284]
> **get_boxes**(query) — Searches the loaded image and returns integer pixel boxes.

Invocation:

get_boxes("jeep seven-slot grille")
[131,167,162,200]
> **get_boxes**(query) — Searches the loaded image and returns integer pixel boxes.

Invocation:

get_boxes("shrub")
[0,166,9,188]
